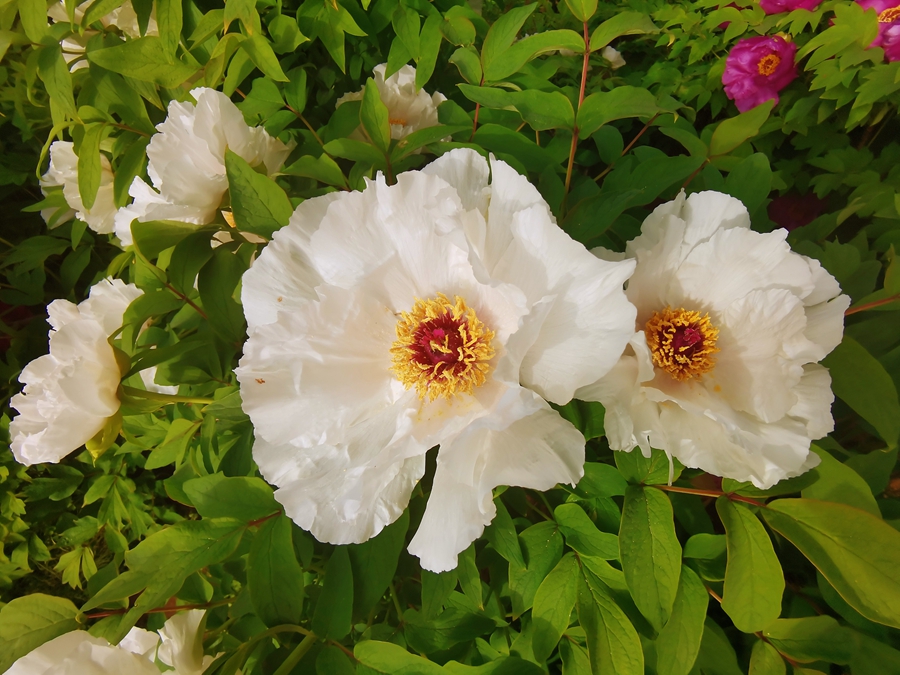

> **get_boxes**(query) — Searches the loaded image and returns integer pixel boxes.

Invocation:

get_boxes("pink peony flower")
[857,0,900,62]
[722,36,798,112]
[760,0,823,13]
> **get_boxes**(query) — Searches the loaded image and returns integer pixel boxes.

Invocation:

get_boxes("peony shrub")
[0,0,899,673]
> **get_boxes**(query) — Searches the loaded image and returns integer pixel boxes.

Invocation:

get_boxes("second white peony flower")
[237,148,637,572]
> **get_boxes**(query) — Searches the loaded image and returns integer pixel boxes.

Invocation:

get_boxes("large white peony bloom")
[9,278,141,466]
[114,87,292,246]
[40,141,118,234]
[7,610,217,675]
[337,63,446,141]
[237,148,636,572]
[576,191,850,489]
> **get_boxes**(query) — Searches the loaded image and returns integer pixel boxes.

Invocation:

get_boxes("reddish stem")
[845,292,900,315]
[563,22,591,206]
[653,484,765,507]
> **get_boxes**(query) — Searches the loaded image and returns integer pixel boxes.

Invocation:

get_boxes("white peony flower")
[47,0,158,71]
[237,148,637,572]
[157,609,217,675]
[576,191,850,489]
[114,87,292,246]
[602,45,626,69]
[9,278,141,466]
[40,141,118,234]
[336,64,446,141]
[6,627,160,675]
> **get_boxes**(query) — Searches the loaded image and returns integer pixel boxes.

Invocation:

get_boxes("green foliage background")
[1,0,900,672]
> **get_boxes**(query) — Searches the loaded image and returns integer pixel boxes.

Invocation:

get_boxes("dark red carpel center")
[410,311,465,369]
[671,325,704,356]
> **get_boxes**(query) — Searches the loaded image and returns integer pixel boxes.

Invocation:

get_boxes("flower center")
[878,6,900,22]
[645,307,720,382]
[390,294,495,401]
[389,117,408,126]
[757,53,781,76]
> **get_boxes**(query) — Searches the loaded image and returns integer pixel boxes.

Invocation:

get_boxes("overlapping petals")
[722,35,798,112]
[9,279,141,466]
[237,148,636,571]
[40,141,117,234]
[577,191,850,489]
[114,87,292,245]
[760,0,823,13]
[857,0,900,61]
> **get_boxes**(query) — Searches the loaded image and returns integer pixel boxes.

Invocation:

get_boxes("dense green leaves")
[248,515,305,627]
[655,566,707,675]
[0,595,79,672]
[312,547,354,640]
[225,150,293,239]
[532,553,578,661]
[87,37,199,87]
[717,498,784,632]
[577,563,643,675]
[619,486,681,630]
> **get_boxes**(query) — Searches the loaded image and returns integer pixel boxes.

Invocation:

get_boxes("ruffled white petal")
[409,398,584,572]
[157,610,208,675]
[40,141,118,234]
[6,631,159,675]
[9,279,138,465]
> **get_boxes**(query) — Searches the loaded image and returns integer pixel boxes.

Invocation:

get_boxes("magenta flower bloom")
[760,0,823,13]
[857,0,900,62]
[722,36,798,112]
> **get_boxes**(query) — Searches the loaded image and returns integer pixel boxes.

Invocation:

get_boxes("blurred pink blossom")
[857,0,900,61]
[722,35,798,112]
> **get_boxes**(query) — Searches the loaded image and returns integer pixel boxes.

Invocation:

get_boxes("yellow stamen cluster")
[757,53,782,76]
[390,294,495,401]
[389,117,409,126]
[878,6,900,22]
[645,307,720,382]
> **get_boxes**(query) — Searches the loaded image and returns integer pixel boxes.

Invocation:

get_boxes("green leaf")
[349,512,409,619]
[565,0,597,22]
[823,336,900,446]
[762,498,900,629]
[130,219,210,258]
[182,474,279,521]
[87,37,199,88]
[224,0,254,31]
[17,0,48,43]
[157,0,183,56]
[578,563,644,675]
[240,34,290,82]
[323,138,386,166]
[312,547,354,640]
[509,521,563,618]
[695,618,742,675]
[802,446,879,516]
[354,640,445,674]
[614,447,681,485]
[37,45,76,119]
[442,14,475,47]
[655,566,708,675]
[113,137,149,207]
[708,101,774,157]
[749,639,786,675]
[716,498,784,632]
[283,153,348,187]
[77,123,103,211]
[284,67,308,114]
[0,594,79,673]
[555,503,619,559]
[508,90,576,131]
[575,462,627,498]
[577,87,659,138]
[317,646,356,675]
[392,125,467,161]
[532,553,578,662]
[485,498,524,567]
[248,515,305,627]
[619,486,681,630]
[762,616,854,664]
[480,4,536,78]
[483,30,584,82]
[450,47,482,84]
[360,78,391,154]
[268,14,308,53]
[416,13,442,89]
[82,519,245,640]
[457,544,483,609]
[392,3,420,61]
[197,246,247,343]
[588,11,657,52]
[225,150,293,238]
[421,569,457,620]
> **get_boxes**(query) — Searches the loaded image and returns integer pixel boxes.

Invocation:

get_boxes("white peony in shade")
[6,610,217,675]
[336,64,446,141]
[114,87,292,246]
[40,141,118,234]
[9,278,141,466]
[237,148,637,572]
[576,191,850,489]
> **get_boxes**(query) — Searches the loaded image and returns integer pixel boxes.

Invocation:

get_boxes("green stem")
[121,386,214,405]
[562,22,592,212]
[273,633,318,675]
